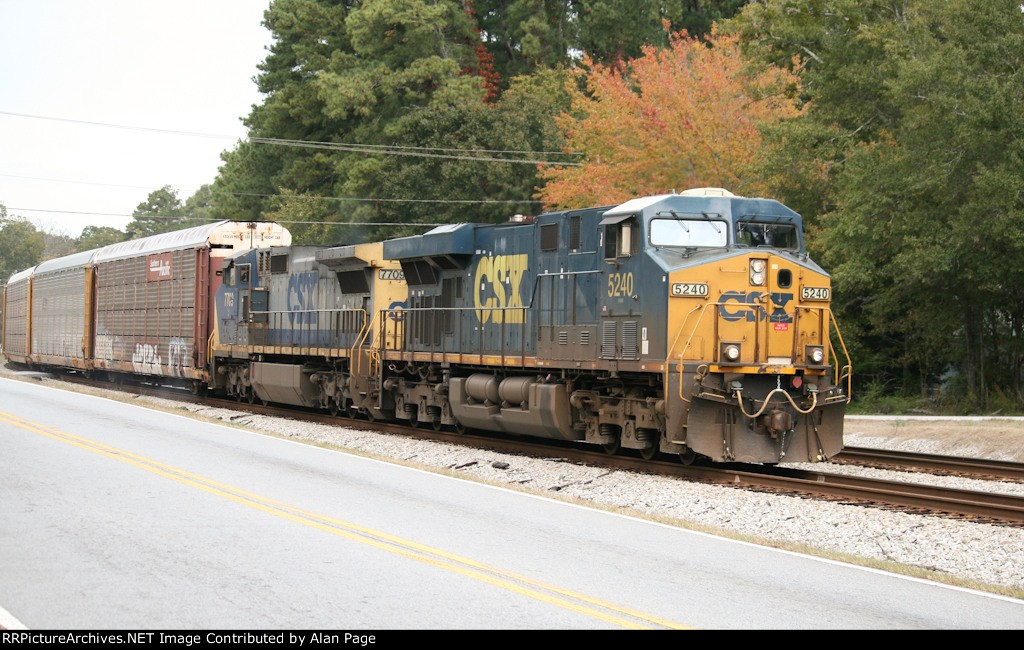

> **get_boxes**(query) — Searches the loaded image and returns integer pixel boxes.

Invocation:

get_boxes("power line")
[4,208,450,228]
[0,110,581,165]
[2,174,552,204]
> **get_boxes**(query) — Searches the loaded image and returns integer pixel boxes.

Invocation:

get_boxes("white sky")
[0,0,273,237]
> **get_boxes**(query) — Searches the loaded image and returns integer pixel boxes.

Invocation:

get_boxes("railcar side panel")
[30,250,98,369]
[2,269,33,364]
[94,248,200,379]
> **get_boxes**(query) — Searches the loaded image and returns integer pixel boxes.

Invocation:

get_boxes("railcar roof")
[92,221,292,264]
[33,249,99,275]
[5,266,35,285]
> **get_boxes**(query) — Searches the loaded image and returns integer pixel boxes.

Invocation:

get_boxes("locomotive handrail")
[381,305,529,365]
[824,308,853,403]
[351,307,387,375]
[249,307,367,353]
[671,300,853,404]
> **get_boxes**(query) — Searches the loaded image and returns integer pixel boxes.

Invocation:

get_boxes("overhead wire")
[0,110,582,165]
[0,109,566,226]
[3,208,448,228]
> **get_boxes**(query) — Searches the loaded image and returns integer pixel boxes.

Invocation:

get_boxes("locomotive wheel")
[679,448,697,466]
[639,443,658,461]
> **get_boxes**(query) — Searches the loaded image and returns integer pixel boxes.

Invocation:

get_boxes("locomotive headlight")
[806,345,825,365]
[721,343,742,362]
[749,259,767,286]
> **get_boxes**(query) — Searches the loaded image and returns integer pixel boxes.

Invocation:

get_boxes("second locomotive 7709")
[212,188,851,464]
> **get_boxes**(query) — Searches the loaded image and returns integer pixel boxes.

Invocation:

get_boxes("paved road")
[2,377,1022,629]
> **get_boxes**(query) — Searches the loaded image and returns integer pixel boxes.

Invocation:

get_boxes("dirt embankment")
[845,417,1024,462]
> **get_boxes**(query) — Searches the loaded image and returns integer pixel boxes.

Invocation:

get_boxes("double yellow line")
[0,409,691,629]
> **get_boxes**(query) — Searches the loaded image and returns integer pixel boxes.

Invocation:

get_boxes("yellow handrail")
[349,308,374,375]
[671,302,854,403]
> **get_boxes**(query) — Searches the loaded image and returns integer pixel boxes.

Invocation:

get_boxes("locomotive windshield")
[736,221,800,250]
[649,218,728,248]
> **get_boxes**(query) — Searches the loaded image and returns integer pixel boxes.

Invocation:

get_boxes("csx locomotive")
[3,188,850,464]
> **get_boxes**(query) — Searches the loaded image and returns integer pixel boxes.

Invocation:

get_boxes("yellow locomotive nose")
[668,252,834,373]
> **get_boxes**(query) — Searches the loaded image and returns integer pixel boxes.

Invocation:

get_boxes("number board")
[801,286,831,301]
[670,282,709,297]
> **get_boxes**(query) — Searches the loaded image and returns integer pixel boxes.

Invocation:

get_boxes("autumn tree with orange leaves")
[539,27,803,208]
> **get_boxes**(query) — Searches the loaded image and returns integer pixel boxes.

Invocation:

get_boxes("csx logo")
[719,291,794,323]
[474,254,528,324]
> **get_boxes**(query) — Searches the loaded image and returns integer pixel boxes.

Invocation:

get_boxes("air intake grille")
[622,321,638,360]
[601,321,616,358]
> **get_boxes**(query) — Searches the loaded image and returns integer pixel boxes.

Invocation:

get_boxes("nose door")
[763,257,797,364]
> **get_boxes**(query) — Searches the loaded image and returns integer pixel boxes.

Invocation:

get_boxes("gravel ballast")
[6,369,1024,597]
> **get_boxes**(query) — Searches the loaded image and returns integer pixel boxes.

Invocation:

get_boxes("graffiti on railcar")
[132,342,162,374]
[168,337,188,377]
[94,332,117,362]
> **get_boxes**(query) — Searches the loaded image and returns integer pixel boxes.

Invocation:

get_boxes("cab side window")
[605,219,637,259]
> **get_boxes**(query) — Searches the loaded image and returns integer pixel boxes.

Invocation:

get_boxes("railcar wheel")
[453,420,467,435]
[345,401,358,420]
[679,448,697,466]
[602,438,620,455]
[639,444,658,461]
[364,409,376,423]
[431,418,442,431]
[328,398,340,417]
[247,389,256,404]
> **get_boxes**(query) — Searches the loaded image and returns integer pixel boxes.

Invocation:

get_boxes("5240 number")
[670,282,709,297]
[607,272,635,298]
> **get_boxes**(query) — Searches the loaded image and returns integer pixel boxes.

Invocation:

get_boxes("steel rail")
[835,447,1024,483]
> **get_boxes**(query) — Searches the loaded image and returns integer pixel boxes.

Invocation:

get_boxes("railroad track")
[25,370,1024,527]
[834,447,1024,483]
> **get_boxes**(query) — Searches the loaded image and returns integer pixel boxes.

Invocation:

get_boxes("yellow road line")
[0,409,692,629]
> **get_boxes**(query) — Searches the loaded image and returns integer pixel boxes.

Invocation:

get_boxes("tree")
[576,0,747,64]
[124,186,193,239]
[43,232,76,260]
[0,206,46,285]
[731,0,1024,408]
[212,0,573,243]
[539,27,802,208]
[75,226,127,252]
